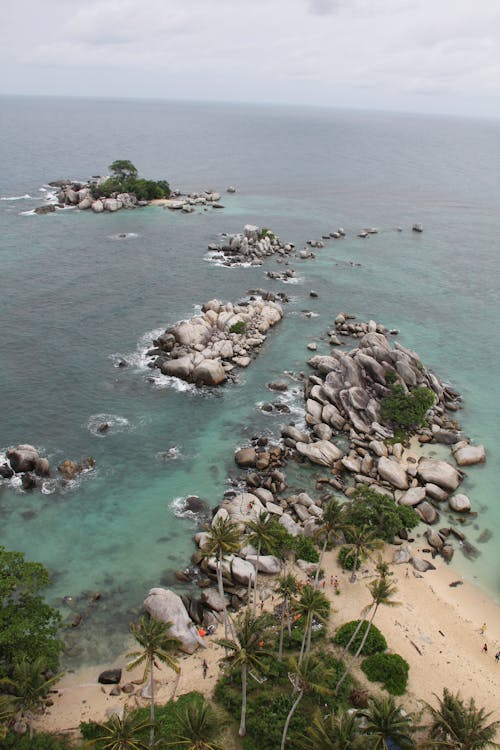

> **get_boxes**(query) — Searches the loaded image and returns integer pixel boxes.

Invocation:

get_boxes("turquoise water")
[1,97,499,664]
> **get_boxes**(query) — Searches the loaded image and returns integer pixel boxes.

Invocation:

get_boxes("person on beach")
[481,622,487,635]
[495,651,500,662]
[202,659,208,679]
[482,643,488,653]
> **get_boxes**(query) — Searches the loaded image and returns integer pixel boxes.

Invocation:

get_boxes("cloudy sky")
[3,0,500,117]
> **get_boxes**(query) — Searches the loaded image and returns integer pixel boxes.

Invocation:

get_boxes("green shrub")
[338,545,360,571]
[361,653,409,695]
[259,227,276,241]
[381,383,434,431]
[292,535,319,563]
[333,620,387,655]
[344,486,420,543]
[229,320,246,335]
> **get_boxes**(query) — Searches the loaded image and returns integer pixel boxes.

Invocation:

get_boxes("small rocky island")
[35,159,232,215]
[207,225,295,266]
[145,295,284,386]
[0,444,94,491]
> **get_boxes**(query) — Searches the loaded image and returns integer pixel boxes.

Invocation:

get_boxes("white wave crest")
[41,479,58,495]
[87,414,130,437]
[148,373,197,392]
[204,251,254,269]
[20,209,37,216]
[1,194,32,201]
[169,496,204,522]
[155,446,181,461]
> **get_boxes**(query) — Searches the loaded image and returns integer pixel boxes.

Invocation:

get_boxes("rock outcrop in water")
[1,444,95,492]
[146,296,283,386]
[207,225,294,266]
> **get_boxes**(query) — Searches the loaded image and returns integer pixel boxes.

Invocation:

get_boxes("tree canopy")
[0,546,63,676]
[109,159,139,182]
[344,487,420,543]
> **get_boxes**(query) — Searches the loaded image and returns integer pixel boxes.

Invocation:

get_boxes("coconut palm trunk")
[278,595,288,661]
[339,607,374,661]
[298,611,311,665]
[252,541,262,616]
[336,603,378,693]
[239,663,248,737]
[314,537,328,589]
[217,547,232,640]
[281,688,304,750]
[148,671,155,748]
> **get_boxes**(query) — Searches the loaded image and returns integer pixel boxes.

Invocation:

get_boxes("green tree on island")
[247,512,281,615]
[127,615,181,749]
[276,572,300,660]
[109,160,139,182]
[293,585,330,664]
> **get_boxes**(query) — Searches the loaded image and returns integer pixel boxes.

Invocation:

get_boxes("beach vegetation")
[217,610,274,737]
[313,498,348,588]
[280,654,335,750]
[335,574,399,694]
[334,620,387,656]
[229,321,246,335]
[344,486,420,543]
[202,518,241,639]
[0,733,73,749]
[0,546,63,677]
[341,525,382,582]
[424,687,500,749]
[0,656,63,740]
[292,585,330,664]
[247,513,282,615]
[361,653,410,695]
[109,159,139,182]
[292,534,320,564]
[358,694,417,749]
[338,545,361,571]
[259,228,276,241]
[298,707,363,749]
[276,573,300,661]
[127,615,181,748]
[165,698,224,749]
[381,382,435,433]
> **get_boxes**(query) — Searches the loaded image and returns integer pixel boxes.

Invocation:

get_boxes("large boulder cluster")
[279,316,486,561]
[35,178,143,215]
[146,296,283,386]
[165,190,223,213]
[207,225,294,266]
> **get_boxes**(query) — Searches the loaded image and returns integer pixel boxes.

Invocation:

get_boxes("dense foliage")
[334,620,387,655]
[80,691,208,745]
[381,382,435,430]
[361,652,410,695]
[92,160,171,201]
[338,545,361,571]
[0,546,63,676]
[344,486,420,542]
[292,535,320,563]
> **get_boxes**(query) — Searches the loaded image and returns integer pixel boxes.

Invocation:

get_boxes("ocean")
[1,96,499,666]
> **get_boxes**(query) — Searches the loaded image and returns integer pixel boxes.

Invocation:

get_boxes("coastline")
[36,548,500,736]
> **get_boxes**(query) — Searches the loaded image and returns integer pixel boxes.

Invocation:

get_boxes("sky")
[2,0,500,117]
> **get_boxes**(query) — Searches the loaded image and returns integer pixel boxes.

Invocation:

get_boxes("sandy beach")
[37,544,500,738]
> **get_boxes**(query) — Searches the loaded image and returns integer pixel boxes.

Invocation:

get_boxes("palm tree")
[89,707,153,750]
[217,610,272,737]
[358,695,416,750]
[299,708,362,750]
[293,585,330,664]
[424,688,500,749]
[168,699,224,749]
[343,525,382,583]
[276,572,299,660]
[202,516,241,638]
[0,656,63,739]
[127,615,181,749]
[313,498,347,589]
[335,575,399,693]
[281,654,335,750]
[247,512,280,615]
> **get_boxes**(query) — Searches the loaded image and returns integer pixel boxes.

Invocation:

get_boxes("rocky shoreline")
[0,444,94,492]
